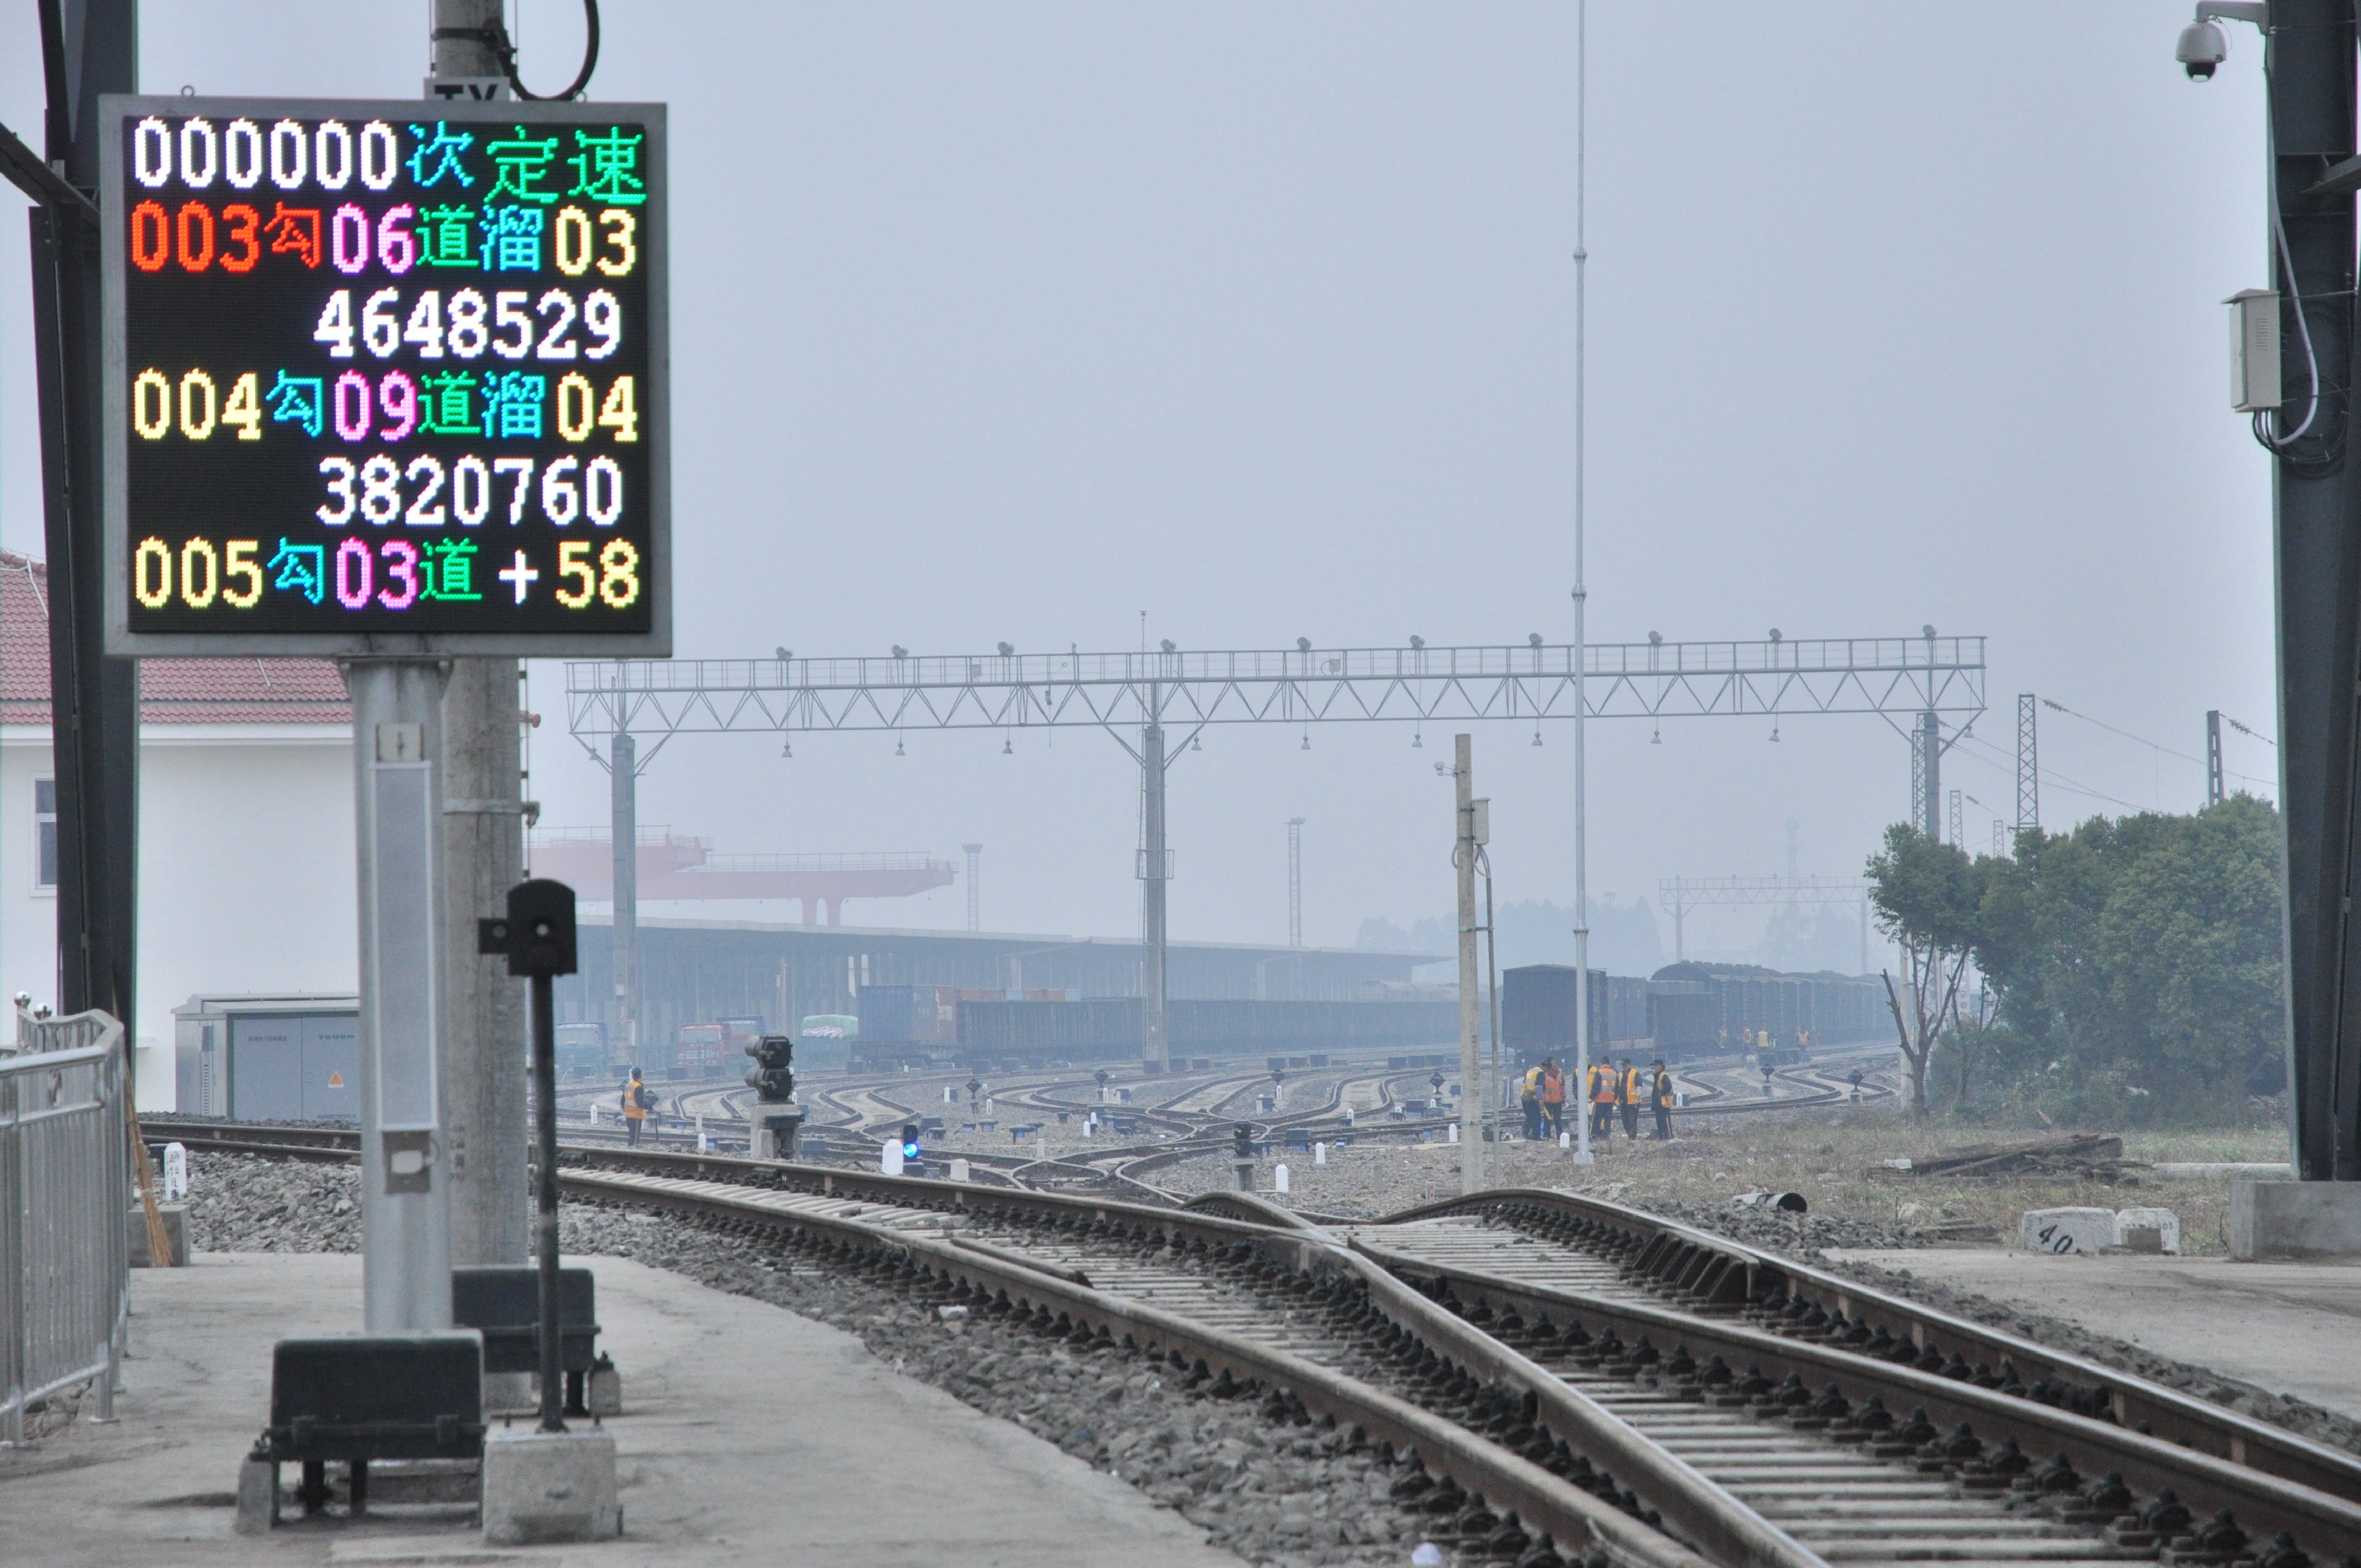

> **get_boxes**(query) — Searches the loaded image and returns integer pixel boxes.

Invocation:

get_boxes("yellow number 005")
[133,537,264,609]
[554,538,641,610]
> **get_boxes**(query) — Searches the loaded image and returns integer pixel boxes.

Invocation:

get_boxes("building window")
[35,779,57,891]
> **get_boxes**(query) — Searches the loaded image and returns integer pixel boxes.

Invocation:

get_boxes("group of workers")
[1519,1057,1675,1142]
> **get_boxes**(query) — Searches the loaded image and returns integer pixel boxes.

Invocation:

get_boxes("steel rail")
[1383,1189,2361,1508]
[558,1165,1726,1568]
[1357,1234,2361,1568]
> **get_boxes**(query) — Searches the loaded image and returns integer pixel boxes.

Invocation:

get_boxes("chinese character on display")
[568,128,646,206]
[265,205,321,268]
[418,371,478,437]
[418,205,477,269]
[421,538,483,601]
[407,122,476,188]
[269,540,326,605]
[479,205,544,271]
[266,373,325,438]
[485,126,561,204]
[480,372,547,439]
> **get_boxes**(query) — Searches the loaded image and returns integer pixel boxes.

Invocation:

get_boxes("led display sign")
[101,96,668,655]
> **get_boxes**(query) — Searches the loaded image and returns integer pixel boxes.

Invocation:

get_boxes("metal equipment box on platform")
[173,994,361,1119]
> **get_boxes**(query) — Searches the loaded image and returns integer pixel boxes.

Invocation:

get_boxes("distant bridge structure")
[568,634,1987,1067]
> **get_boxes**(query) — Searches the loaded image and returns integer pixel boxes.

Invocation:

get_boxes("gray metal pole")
[1140,718,1168,1069]
[2206,710,2225,808]
[611,729,638,1070]
[1287,818,1304,949]
[430,1,527,1279]
[2015,693,2038,837]
[1570,0,1593,1168]
[530,970,564,1431]
[1454,734,1483,1193]
[2262,1,2361,1182]
[345,661,454,1331]
[31,0,138,1085]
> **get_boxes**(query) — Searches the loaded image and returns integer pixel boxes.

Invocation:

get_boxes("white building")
[1,549,355,1107]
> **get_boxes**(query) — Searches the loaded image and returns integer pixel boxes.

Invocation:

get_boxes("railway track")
[167,1118,2361,1568]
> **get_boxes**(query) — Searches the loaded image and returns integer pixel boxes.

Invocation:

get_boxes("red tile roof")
[1,549,349,726]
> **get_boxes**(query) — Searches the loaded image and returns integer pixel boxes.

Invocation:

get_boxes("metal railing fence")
[2,1011,129,1442]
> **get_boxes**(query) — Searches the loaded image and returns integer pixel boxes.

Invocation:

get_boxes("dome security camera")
[2177,18,2228,79]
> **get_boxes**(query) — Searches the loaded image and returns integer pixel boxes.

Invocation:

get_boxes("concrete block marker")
[127,1202,188,1267]
[2020,1207,2114,1254]
[2231,1179,2361,1260]
[2113,1207,2181,1254]
[481,1426,621,1545]
[233,1454,275,1536]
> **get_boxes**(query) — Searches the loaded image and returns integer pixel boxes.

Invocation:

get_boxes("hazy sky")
[0,3,2282,965]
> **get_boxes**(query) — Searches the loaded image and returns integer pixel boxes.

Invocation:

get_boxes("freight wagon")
[949,997,1457,1070]
[1503,962,1887,1064]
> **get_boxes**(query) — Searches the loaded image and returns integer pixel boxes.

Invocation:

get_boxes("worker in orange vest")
[1618,1058,1642,1140]
[1538,1059,1566,1138]
[622,1068,650,1146]
[1589,1058,1618,1139]
[1651,1060,1675,1140]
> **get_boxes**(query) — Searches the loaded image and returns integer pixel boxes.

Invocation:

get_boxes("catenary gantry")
[567,634,1985,1069]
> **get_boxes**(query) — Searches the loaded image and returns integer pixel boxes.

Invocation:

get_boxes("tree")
[1971,798,2286,1118]
[1867,825,1987,1119]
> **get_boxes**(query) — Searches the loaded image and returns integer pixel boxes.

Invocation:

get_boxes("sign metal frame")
[98,94,672,658]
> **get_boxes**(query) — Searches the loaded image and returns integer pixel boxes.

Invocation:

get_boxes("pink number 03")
[334,538,420,610]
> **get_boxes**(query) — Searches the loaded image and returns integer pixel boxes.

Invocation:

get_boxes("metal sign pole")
[348,659,454,1331]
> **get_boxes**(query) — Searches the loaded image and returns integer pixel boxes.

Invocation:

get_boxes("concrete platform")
[0,1252,1243,1567]
[1826,1247,2361,1422]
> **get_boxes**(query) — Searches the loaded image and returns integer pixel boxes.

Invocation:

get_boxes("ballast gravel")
[181,1152,361,1253]
[560,1205,1506,1568]
[175,1153,1498,1566]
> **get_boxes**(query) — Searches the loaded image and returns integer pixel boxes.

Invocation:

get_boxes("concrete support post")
[440,660,527,1271]
[1454,734,1484,1194]
[346,661,453,1331]
[431,0,526,1281]
[1140,721,1168,1070]
[2207,710,2225,808]
[610,729,637,1069]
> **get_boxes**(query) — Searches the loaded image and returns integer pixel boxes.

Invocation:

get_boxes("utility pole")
[1140,704,1168,1070]
[432,0,528,1286]
[1452,735,1484,1193]
[964,843,983,933]
[2263,2,2361,1183]
[610,727,638,1068]
[30,1,139,1086]
[2015,693,2038,840]
[1946,788,1963,851]
[1286,818,1304,948]
[1570,0,1595,1169]
[1913,710,1942,839]
[2206,710,2226,807]
[2177,0,2360,1186]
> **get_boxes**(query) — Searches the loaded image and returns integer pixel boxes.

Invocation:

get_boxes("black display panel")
[102,97,668,655]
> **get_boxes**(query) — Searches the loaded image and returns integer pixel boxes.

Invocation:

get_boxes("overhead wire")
[2038,696,2203,766]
